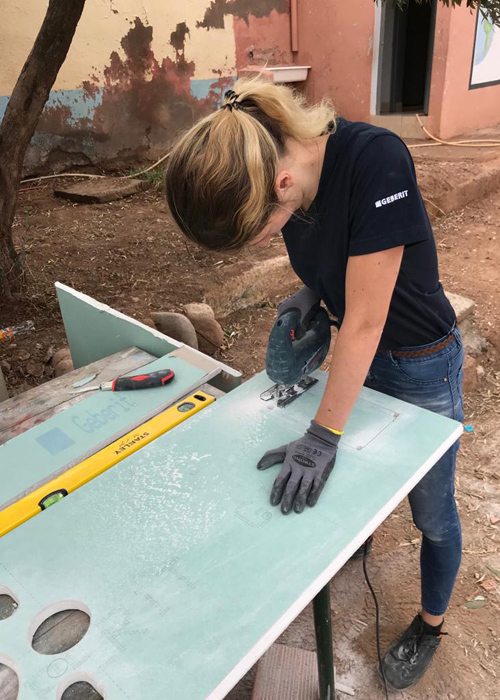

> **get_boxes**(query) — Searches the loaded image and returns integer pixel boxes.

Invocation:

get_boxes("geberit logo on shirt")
[375,190,409,208]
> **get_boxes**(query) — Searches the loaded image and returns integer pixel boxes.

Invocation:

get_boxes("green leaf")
[487,565,500,579]
[378,0,500,27]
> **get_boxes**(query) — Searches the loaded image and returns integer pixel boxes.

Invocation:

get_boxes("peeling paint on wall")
[91,17,230,156]
[170,22,191,55]
[15,17,236,173]
[197,0,289,29]
[0,0,291,174]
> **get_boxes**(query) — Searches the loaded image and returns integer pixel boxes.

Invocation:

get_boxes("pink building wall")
[234,9,292,70]
[6,0,500,174]
[294,0,374,122]
[427,4,500,139]
[257,1,499,139]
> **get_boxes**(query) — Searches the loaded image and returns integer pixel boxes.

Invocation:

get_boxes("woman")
[165,79,464,691]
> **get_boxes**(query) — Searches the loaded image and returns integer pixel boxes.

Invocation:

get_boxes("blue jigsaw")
[261,303,332,407]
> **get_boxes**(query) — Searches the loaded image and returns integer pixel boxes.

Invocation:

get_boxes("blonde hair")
[165,77,336,252]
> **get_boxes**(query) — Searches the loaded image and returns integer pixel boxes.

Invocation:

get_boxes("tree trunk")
[0,0,86,303]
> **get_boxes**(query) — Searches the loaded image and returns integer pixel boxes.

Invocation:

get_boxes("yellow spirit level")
[0,391,214,537]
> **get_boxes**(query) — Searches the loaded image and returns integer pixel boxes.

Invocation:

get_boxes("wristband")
[318,422,344,436]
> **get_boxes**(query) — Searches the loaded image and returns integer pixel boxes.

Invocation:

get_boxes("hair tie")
[222,89,243,111]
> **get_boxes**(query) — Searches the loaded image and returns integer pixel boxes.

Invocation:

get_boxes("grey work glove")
[257,420,340,515]
[277,286,321,340]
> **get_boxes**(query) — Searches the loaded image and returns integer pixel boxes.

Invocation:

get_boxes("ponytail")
[165,76,336,252]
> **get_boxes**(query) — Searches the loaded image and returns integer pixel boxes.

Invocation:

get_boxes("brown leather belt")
[392,332,455,359]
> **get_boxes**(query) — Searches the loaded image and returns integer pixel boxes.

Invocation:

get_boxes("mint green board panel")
[56,283,179,368]
[0,354,207,507]
[0,371,462,700]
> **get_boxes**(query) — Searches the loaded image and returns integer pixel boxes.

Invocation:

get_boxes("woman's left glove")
[257,420,340,515]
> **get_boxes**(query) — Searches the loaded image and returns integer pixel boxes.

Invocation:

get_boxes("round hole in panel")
[0,588,19,621]
[61,681,103,700]
[31,601,91,655]
[57,672,105,700]
[0,656,20,700]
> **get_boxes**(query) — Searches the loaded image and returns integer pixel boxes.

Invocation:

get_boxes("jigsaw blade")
[260,376,318,407]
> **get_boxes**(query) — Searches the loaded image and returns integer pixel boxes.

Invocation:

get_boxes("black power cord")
[362,539,390,700]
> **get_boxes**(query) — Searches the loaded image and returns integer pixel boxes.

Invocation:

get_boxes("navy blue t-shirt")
[282,119,455,351]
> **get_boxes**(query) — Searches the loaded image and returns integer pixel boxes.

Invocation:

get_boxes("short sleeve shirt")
[281,119,455,351]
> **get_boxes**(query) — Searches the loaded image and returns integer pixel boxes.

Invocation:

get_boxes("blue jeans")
[365,326,465,616]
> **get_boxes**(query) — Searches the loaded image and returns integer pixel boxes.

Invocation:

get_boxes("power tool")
[260,288,333,407]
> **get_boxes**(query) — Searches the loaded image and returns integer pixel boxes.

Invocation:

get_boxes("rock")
[54,358,74,378]
[205,255,299,318]
[445,292,476,324]
[26,361,44,378]
[460,317,488,357]
[54,177,149,204]
[462,355,478,394]
[183,303,224,355]
[15,349,31,361]
[1,360,11,372]
[151,312,198,349]
[142,318,157,329]
[52,347,72,367]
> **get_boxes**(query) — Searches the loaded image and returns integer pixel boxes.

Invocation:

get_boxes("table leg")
[313,583,335,700]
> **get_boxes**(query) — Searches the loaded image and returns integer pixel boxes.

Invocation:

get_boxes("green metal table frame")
[313,583,335,699]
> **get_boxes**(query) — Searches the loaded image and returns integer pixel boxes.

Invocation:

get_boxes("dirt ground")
[0,182,283,393]
[1,146,500,699]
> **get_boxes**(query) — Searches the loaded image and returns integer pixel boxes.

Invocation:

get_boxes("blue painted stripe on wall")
[44,88,104,122]
[0,95,10,121]
[0,88,103,125]
[0,79,236,128]
[190,77,236,102]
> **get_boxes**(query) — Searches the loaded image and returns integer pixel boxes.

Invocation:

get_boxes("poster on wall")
[470,10,500,88]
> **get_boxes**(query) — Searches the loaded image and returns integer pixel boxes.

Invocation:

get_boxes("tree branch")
[0,0,86,301]
[381,0,500,26]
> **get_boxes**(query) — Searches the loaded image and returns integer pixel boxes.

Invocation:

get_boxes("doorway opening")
[377,0,437,115]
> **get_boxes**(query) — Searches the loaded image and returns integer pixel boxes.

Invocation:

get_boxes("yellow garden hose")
[408,114,500,149]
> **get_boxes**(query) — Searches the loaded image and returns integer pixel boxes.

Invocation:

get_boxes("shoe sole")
[377,655,437,691]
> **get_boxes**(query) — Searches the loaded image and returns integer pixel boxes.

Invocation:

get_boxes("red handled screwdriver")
[72,369,175,394]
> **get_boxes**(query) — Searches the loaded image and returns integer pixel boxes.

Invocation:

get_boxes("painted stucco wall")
[295,1,500,137]
[0,0,290,174]
[426,5,500,139]
[2,0,499,173]
[295,0,375,122]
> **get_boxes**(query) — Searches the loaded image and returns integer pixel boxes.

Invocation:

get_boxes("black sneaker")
[380,614,444,690]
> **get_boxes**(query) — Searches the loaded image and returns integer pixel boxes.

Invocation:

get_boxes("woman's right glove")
[257,420,340,515]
